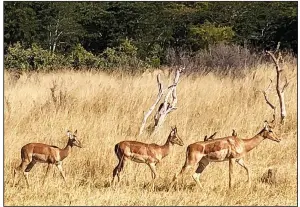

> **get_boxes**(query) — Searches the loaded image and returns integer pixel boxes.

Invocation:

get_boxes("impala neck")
[59,140,72,161]
[161,136,173,158]
[243,129,265,153]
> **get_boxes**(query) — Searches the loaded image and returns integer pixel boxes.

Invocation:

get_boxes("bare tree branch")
[262,79,276,122]
[266,48,288,124]
[281,76,289,93]
[139,74,164,135]
[152,67,185,134]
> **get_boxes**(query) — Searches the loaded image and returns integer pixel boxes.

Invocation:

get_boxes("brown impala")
[170,121,280,189]
[112,126,184,189]
[13,130,82,187]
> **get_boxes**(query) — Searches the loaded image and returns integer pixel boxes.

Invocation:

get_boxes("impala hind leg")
[169,164,192,191]
[192,157,210,189]
[112,159,122,186]
[23,160,37,188]
[236,158,250,185]
[13,161,29,187]
[112,158,126,187]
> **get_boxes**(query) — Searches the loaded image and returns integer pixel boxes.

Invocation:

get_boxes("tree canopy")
[4,1,297,70]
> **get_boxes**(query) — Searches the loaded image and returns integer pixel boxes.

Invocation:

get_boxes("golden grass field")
[4,63,297,206]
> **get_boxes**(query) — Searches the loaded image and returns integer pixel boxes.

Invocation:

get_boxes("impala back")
[191,136,245,162]
[22,143,60,163]
[118,141,160,163]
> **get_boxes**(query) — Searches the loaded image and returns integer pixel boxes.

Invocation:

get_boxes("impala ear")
[74,129,77,135]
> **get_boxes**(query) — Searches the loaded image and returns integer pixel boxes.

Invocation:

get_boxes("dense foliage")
[4,2,297,71]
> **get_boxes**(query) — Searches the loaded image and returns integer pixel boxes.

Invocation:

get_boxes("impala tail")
[114,143,120,159]
[114,143,119,155]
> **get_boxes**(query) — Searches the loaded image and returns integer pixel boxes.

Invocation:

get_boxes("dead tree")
[264,46,289,124]
[139,67,185,135]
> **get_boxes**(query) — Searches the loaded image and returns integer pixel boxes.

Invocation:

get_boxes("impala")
[170,121,280,189]
[112,126,184,190]
[13,130,82,187]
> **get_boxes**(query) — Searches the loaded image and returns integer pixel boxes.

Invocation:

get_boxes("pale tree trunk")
[262,45,289,125]
[139,67,185,136]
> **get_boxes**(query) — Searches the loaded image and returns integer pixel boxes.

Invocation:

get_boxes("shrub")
[70,44,99,69]
[188,21,235,50]
[4,42,30,70]
[193,43,261,75]
[4,42,72,71]
[165,43,262,77]
[100,38,149,71]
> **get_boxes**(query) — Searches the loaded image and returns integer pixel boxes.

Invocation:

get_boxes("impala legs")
[13,161,29,187]
[169,154,206,191]
[112,157,126,186]
[229,158,233,188]
[56,162,67,184]
[236,158,250,185]
[23,160,37,187]
[169,163,192,191]
[42,164,51,185]
[192,157,210,188]
[148,163,157,191]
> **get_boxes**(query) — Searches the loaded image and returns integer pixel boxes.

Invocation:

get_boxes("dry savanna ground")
[4,63,297,206]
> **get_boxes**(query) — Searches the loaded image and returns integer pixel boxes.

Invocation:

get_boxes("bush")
[193,43,260,75]
[165,43,262,77]
[4,42,30,70]
[189,21,235,50]
[70,44,100,69]
[4,42,72,71]
[100,38,149,71]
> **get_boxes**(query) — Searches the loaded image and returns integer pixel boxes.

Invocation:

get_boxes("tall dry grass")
[4,63,297,206]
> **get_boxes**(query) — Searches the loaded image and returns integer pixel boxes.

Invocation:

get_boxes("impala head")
[67,130,82,148]
[169,126,184,146]
[260,121,281,142]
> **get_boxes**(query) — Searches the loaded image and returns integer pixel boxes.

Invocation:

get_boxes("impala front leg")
[56,162,67,185]
[236,158,250,185]
[148,163,157,191]
[42,164,51,186]
[229,159,233,188]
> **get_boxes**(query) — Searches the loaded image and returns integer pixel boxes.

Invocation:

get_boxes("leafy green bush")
[100,38,149,70]
[4,42,30,70]
[70,44,99,69]
[189,21,235,50]
[4,42,72,71]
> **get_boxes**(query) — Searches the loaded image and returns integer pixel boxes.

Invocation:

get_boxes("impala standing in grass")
[112,126,184,190]
[13,130,82,187]
[170,121,280,189]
